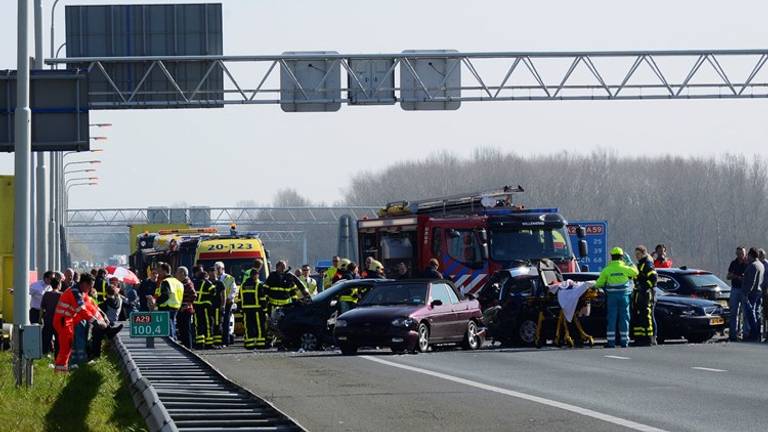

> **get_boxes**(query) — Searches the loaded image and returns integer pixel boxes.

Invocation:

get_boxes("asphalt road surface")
[200,341,768,432]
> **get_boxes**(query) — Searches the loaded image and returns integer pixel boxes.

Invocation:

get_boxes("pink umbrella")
[107,266,140,285]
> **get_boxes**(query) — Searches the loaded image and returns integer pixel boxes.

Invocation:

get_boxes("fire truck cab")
[357,187,587,295]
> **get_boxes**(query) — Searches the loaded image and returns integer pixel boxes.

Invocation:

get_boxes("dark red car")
[333,280,484,355]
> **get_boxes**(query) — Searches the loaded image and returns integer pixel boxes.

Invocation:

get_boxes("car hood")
[338,304,424,322]
[657,294,716,308]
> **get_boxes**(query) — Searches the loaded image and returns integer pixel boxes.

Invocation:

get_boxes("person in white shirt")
[29,271,54,324]
[215,262,239,346]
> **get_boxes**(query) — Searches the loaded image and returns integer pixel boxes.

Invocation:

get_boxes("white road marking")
[361,355,668,432]
[604,355,631,360]
[691,366,727,373]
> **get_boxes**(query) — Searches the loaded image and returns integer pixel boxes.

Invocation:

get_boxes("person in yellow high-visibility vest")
[595,248,639,348]
[153,262,184,340]
[323,256,341,289]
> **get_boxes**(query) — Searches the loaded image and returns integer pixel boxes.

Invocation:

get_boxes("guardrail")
[112,329,306,432]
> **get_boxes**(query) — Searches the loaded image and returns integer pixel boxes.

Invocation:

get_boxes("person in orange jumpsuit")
[53,273,107,372]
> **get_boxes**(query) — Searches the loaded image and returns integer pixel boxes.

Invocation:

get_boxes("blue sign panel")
[568,221,608,272]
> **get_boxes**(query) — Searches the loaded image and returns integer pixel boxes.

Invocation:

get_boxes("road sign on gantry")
[65,3,224,109]
[400,50,461,111]
[0,70,90,152]
[347,59,396,105]
[280,52,342,112]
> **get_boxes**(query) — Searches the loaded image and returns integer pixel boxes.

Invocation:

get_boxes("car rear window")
[683,274,730,291]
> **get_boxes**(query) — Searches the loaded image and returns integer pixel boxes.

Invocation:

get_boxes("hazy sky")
[1,0,766,208]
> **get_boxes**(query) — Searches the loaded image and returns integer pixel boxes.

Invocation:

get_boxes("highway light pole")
[14,0,32,387]
[48,0,60,270]
[33,0,46,278]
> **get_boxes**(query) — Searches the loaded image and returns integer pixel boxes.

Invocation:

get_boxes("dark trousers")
[194,305,212,348]
[177,309,194,348]
[222,304,234,345]
[91,325,107,358]
[243,308,265,349]
[631,289,654,343]
[158,307,178,339]
[29,308,41,324]
[210,306,223,346]
[745,290,762,341]
[42,319,56,355]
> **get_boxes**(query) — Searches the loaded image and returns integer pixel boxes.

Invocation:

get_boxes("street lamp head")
[89,123,112,128]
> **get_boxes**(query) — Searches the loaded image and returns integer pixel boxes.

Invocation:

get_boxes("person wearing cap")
[215,261,239,346]
[595,247,639,348]
[324,256,341,289]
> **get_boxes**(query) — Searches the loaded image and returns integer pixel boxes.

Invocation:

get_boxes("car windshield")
[312,281,360,303]
[683,274,730,290]
[359,283,427,306]
[490,227,572,261]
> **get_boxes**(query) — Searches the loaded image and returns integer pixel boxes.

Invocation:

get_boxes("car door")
[427,283,455,342]
[443,283,468,340]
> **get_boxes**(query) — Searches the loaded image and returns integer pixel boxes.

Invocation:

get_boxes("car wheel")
[462,321,481,350]
[300,332,319,351]
[339,343,358,356]
[416,323,430,353]
[516,318,537,347]
[686,332,714,344]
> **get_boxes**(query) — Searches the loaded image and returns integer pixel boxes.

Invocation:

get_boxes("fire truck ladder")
[383,185,525,216]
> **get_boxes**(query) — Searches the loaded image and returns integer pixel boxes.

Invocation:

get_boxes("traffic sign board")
[129,311,170,338]
[568,221,609,272]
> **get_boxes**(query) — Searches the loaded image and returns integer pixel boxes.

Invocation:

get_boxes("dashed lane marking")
[604,355,631,360]
[691,366,727,372]
[361,355,668,432]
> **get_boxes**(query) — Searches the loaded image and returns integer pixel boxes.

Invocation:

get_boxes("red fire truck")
[357,186,587,295]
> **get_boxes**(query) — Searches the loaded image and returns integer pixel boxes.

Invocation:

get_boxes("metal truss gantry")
[67,229,309,244]
[47,49,768,109]
[66,206,380,228]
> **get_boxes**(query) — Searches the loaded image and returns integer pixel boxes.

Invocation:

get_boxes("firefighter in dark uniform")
[632,245,658,346]
[94,268,109,305]
[207,267,227,348]
[240,267,266,349]
[193,267,214,349]
[265,261,309,347]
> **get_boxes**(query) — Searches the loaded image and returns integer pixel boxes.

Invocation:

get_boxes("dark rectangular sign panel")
[1,70,90,152]
[65,3,224,109]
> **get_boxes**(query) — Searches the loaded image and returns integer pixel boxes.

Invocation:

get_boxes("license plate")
[710,317,724,326]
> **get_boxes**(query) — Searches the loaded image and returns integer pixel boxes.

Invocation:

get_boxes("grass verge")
[0,349,147,432]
